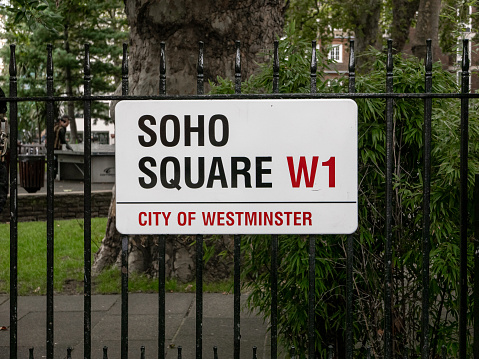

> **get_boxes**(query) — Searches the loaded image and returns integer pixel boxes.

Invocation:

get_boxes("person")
[54,115,73,150]
[53,115,72,179]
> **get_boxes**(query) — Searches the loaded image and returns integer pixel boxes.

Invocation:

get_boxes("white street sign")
[115,99,357,234]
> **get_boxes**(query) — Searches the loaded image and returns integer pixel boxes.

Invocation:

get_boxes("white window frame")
[328,44,343,63]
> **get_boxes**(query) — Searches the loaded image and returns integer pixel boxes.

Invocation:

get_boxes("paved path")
[17,177,113,195]
[0,293,271,359]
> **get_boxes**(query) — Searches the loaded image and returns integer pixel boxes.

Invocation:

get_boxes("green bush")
[209,28,479,358]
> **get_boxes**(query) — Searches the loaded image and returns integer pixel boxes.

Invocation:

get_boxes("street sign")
[115,99,357,234]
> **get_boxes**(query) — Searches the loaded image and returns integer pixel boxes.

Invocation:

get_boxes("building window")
[328,45,342,63]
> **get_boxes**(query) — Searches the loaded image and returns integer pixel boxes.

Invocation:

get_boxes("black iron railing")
[4,38,478,359]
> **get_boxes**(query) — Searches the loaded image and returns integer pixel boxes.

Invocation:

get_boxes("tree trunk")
[391,0,421,54]
[64,25,78,142]
[93,0,285,274]
[411,0,442,61]
[348,0,382,71]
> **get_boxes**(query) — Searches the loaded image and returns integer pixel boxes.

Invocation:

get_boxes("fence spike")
[160,42,166,95]
[178,345,183,359]
[122,43,128,96]
[252,346,257,359]
[235,40,241,94]
[310,40,317,94]
[141,346,145,359]
[328,344,334,359]
[103,346,108,359]
[67,347,72,359]
[273,40,279,93]
[290,346,296,359]
[366,345,371,359]
[213,346,218,359]
[29,347,34,359]
[197,41,204,95]
[348,39,355,92]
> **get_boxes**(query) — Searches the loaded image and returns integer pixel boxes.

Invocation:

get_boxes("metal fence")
[4,37,479,359]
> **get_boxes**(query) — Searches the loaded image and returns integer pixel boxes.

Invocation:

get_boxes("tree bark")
[347,0,382,71]
[411,0,442,60]
[94,0,285,274]
[391,0,421,54]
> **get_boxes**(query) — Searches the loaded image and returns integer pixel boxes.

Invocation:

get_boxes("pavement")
[0,293,272,359]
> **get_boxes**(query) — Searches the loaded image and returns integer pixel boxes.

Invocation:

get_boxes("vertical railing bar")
[308,42,317,359]
[234,40,241,359]
[121,235,129,359]
[158,235,166,359]
[29,348,34,359]
[234,235,241,359]
[421,38,433,359]
[271,235,278,359]
[308,236,316,359]
[271,43,279,359]
[197,42,204,95]
[196,42,204,359]
[273,40,279,94]
[46,43,55,359]
[121,42,129,359]
[346,39,356,359]
[159,42,166,95]
[474,173,479,358]
[158,41,166,359]
[459,38,470,359]
[103,346,108,359]
[196,234,204,359]
[83,42,92,359]
[9,43,18,359]
[384,38,394,359]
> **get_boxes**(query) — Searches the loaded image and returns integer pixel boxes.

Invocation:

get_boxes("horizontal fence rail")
[3,37,478,359]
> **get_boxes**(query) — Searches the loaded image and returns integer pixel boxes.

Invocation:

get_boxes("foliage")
[0,0,128,143]
[284,0,478,56]
[210,36,479,357]
[210,22,334,95]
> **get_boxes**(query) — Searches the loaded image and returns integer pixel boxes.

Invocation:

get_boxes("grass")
[0,218,232,295]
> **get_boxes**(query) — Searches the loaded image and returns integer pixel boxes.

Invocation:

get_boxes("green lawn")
[0,218,232,295]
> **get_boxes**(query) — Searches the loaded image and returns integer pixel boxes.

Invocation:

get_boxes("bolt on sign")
[115,99,357,234]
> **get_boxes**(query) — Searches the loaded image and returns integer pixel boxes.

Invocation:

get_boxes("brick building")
[322,27,479,91]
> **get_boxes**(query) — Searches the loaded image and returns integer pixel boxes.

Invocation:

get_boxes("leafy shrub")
[210,29,479,358]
